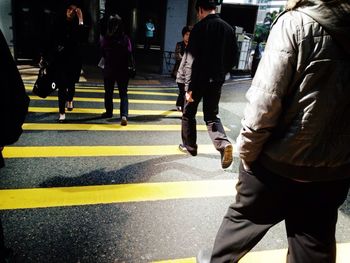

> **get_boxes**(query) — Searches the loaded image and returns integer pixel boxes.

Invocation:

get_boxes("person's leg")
[203,81,230,151]
[203,81,232,168]
[57,80,67,115]
[211,162,286,263]
[116,76,129,119]
[103,77,115,116]
[66,73,76,110]
[285,179,350,263]
[176,83,185,110]
[54,68,67,121]
[181,88,202,155]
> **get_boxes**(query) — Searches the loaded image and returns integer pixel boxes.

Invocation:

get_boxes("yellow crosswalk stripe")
[25,86,178,97]
[2,144,218,158]
[0,179,237,210]
[28,107,204,116]
[22,123,229,131]
[28,95,175,105]
[75,85,177,91]
[153,243,350,263]
[80,88,179,97]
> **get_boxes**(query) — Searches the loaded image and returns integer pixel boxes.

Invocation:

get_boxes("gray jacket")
[176,51,194,91]
[236,0,350,181]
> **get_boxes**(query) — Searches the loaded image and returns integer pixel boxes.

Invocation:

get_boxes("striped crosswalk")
[3,81,350,262]
[0,179,237,210]
[22,123,223,131]
[3,145,217,158]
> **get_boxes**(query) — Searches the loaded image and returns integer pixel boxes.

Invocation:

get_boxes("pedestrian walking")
[197,0,350,262]
[173,25,192,112]
[42,1,87,122]
[178,0,238,169]
[100,14,132,126]
[0,28,29,262]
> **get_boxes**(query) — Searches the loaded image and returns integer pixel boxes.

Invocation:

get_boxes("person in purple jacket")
[100,14,132,126]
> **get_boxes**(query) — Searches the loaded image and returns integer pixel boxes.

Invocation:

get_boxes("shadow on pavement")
[39,154,230,188]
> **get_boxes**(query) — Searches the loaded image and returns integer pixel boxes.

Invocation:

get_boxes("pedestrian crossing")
[2,81,350,262]
[22,123,215,131]
[0,180,237,210]
[153,242,350,263]
[3,145,217,158]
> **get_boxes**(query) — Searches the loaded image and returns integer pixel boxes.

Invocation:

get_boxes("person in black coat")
[0,28,29,262]
[43,2,87,122]
[179,0,238,169]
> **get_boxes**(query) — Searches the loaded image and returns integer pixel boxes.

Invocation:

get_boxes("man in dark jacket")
[197,0,350,262]
[179,0,238,169]
[0,29,29,262]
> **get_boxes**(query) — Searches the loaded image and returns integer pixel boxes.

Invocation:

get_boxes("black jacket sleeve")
[0,30,30,148]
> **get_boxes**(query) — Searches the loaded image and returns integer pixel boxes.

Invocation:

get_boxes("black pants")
[57,70,76,114]
[211,161,350,263]
[176,82,185,110]
[181,81,230,153]
[104,75,129,118]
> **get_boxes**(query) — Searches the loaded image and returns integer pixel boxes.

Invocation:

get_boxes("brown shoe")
[221,144,233,169]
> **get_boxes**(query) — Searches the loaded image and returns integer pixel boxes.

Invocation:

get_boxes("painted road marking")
[152,242,350,263]
[29,95,175,105]
[75,85,177,91]
[28,107,203,117]
[0,179,237,210]
[2,144,218,158]
[22,123,229,132]
[25,86,178,97]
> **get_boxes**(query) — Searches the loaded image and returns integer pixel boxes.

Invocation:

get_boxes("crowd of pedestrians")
[2,0,350,262]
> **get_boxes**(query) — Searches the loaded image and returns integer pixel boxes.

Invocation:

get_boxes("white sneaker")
[58,113,66,123]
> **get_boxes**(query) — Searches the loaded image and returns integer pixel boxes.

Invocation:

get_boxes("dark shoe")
[221,144,233,169]
[66,101,73,111]
[101,112,113,118]
[121,116,127,126]
[196,248,212,263]
[178,144,197,156]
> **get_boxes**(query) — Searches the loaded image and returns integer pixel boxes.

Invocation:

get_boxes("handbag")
[32,61,57,98]
[128,53,136,78]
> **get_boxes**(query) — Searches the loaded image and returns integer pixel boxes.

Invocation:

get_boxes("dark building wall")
[220,3,258,34]
[12,0,98,62]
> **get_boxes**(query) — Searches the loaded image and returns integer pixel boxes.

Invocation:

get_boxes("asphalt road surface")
[1,78,349,262]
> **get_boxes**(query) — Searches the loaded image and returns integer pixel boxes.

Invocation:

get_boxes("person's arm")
[183,51,194,101]
[75,8,84,25]
[126,36,132,53]
[236,12,299,169]
[174,42,183,62]
[0,29,29,148]
[184,24,199,94]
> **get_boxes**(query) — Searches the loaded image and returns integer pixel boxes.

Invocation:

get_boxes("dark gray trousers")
[211,161,350,263]
[181,81,230,153]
